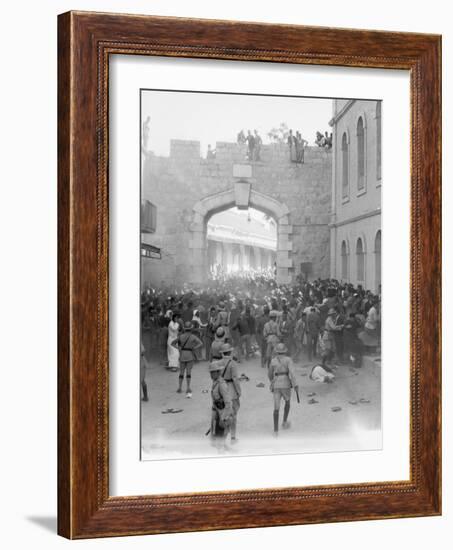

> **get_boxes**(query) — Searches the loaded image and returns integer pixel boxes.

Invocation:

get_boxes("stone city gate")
[141,140,332,288]
[189,183,293,284]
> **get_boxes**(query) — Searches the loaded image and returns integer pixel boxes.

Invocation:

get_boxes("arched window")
[341,132,349,198]
[357,117,365,190]
[341,240,348,280]
[356,237,365,282]
[376,102,382,181]
[375,230,381,292]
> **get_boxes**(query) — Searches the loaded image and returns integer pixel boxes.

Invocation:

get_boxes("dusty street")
[141,352,381,460]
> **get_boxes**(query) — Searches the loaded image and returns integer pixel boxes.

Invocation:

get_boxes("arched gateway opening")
[207,207,277,276]
[188,185,293,284]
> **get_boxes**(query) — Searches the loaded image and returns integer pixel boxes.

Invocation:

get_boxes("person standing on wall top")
[253,129,262,161]
[246,129,255,161]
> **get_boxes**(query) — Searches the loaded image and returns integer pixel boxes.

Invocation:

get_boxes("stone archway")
[188,183,293,284]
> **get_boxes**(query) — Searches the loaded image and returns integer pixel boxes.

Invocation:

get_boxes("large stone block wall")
[141,140,332,287]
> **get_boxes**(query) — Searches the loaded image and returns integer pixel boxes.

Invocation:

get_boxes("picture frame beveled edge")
[57,10,441,539]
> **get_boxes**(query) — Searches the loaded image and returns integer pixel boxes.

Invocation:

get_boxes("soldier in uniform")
[220,343,241,443]
[268,343,299,435]
[216,301,230,341]
[140,343,149,402]
[209,360,234,451]
[210,326,226,360]
[171,321,203,398]
[263,310,280,369]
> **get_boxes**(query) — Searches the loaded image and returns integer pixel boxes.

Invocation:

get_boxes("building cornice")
[329,208,381,228]
[329,100,356,127]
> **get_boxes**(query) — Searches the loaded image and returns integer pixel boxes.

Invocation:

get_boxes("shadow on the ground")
[26,516,57,534]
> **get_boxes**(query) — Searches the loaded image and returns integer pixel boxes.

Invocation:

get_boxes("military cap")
[220,343,234,354]
[275,343,288,354]
[209,360,225,373]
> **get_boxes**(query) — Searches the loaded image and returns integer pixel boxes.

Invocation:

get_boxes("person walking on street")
[293,312,306,362]
[216,301,230,342]
[205,306,218,360]
[306,307,322,361]
[263,310,280,369]
[220,343,241,443]
[167,312,181,371]
[231,307,252,362]
[256,305,270,367]
[268,343,299,435]
[140,343,149,402]
[172,321,203,398]
[325,308,344,364]
[210,326,226,360]
[209,360,234,451]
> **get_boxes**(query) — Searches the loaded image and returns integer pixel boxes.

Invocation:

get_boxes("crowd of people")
[207,127,334,167]
[315,131,333,149]
[287,129,308,163]
[141,273,380,446]
[142,274,380,368]
[209,264,276,283]
[237,129,263,161]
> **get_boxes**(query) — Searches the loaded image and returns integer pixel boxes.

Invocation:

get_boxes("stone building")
[141,140,332,288]
[329,100,382,292]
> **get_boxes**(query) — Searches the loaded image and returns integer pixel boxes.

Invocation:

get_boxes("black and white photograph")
[140,90,382,460]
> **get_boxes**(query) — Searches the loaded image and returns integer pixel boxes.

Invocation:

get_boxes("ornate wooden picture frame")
[58,11,441,539]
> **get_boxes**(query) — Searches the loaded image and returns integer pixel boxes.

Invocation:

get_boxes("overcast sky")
[141,89,334,157]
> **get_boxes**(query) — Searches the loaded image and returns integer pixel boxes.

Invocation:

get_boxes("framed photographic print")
[58,11,441,538]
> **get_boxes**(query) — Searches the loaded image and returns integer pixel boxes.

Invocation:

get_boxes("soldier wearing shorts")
[172,321,203,398]
[220,343,241,443]
[209,360,234,451]
[210,326,226,361]
[268,343,298,435]
[216,301,231,342]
